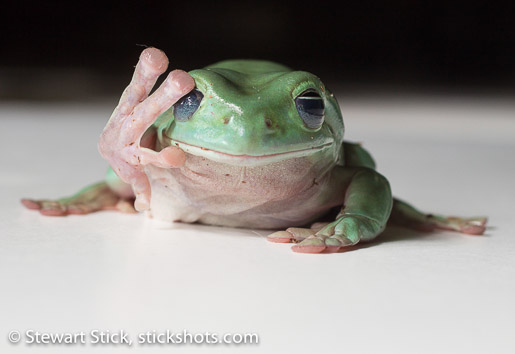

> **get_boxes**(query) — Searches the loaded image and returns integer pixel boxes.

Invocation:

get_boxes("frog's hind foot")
[21,182,136,216]
[427,215,487,235]
[390,198,487,235]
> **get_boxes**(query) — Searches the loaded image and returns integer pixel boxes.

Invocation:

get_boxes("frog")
[21,47,487,253]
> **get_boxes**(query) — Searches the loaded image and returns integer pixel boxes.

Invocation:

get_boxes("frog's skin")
[21,48,487,253]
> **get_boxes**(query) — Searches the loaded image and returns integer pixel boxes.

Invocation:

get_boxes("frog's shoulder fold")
[339,141,376,169]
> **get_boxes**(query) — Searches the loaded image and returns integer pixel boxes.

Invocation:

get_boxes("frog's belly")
[144,154,343,229]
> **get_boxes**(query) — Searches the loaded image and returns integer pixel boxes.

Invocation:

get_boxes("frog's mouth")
[167,139,334,167]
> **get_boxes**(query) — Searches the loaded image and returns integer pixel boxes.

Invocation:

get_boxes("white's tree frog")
[22,48,487,253]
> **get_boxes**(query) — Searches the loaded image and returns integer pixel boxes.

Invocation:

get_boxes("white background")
[1,95,514,353]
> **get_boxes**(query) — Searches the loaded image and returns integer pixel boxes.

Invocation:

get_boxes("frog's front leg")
[21,177,135,216]
[268,167,393,253]
[98,47,195,211]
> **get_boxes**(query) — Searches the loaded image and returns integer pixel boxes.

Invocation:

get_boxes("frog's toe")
[21,182,130,217]
[139,47,169,75]
[477,217,488,226]
[291,235,326,253]
[461,225,486,235]
[286,228,316,242]
[457,217,488,235]
[431,215,488,235]
[324,237,342,253]
[267,221,362,253]
[22,199,63,215]
[266,231,293,243]
[39,200,67,216]
[22,198,64,215]
[266,227,314,243]
[324,235,357,253]
[21,198,41,210]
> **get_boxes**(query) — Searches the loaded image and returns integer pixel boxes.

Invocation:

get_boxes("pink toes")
[166,70,196,94]
[21,199,41,210]
[98,48,195,212]
[40,208,67,217]
[460,224,486,235]
[442,216,488,235]
[267,231,294,243]
[464,217,488,235]
[267,228,333,254]
[139,47,169,76]
[21,199,67,217]
[21,199,65,216]
[267,228,315,244]
[267,227,359,254]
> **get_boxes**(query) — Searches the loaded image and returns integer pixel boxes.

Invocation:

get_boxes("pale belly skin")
[146,153,346,229]
[21,47,488,253]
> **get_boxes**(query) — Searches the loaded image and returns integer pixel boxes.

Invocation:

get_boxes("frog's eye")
[173,89,204,122]
[295,90,324,129]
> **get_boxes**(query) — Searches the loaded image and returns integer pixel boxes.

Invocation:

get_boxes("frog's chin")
[169,139,334,167]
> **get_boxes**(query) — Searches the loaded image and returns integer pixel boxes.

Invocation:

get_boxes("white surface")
[1,96,514,353]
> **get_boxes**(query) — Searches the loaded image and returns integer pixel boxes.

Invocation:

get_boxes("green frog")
[21,48,487,253]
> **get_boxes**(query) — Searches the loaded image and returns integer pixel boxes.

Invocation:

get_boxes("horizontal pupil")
[298,99,324,114]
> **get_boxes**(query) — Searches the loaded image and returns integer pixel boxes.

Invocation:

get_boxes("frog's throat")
[168,139,334,167]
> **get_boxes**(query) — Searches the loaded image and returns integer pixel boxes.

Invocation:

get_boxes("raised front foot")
[21,182,135,216]
[267,216,380,254]
[98,47,195,211]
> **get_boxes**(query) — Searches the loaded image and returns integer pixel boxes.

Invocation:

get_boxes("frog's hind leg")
[21,168,136,216]
[389,198,487,235]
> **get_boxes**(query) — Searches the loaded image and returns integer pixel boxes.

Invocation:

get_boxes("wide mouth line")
[164,136,333,160]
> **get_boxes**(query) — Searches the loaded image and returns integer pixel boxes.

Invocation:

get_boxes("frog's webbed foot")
[389,199,487,235]
[98,48,195,212]
[21,182,135,216]
[266,216,374,254]
[426,215,487,235]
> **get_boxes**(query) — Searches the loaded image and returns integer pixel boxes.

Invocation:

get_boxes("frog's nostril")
[264,118,273,129]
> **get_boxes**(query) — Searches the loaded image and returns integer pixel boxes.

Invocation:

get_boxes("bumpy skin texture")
[21,48,487,254]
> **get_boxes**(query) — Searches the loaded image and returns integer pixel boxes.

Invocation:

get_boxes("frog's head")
[156,60,344,166]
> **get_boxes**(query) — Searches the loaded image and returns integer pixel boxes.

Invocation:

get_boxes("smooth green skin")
[153,60,393,245]
[156,60,343,158]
